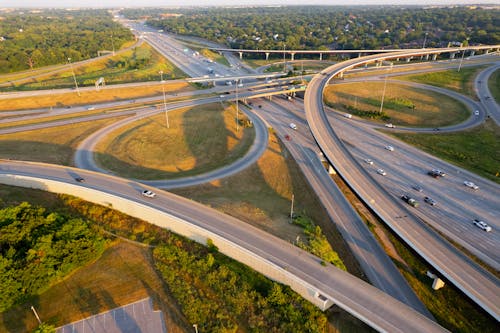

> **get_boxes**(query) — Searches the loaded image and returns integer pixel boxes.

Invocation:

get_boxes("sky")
[1,0,499,8]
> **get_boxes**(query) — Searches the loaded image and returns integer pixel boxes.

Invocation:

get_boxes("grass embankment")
[95,103,254,179]
[324,82,469,127]
[199,48,230,67]
[0,81,192,111]
[488,68,500,102]
[0,43,186,92]
[0,117,126,165]
[390,119,500,183]
[396,66,486,99]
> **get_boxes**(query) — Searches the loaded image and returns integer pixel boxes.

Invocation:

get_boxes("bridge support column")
[358,53,362,58]
[470,50,475,57]
[239,52,243,59]
[485,49,490,54]
[450,52,456,59]
[425,54,429,60]
[338,72,344,79]
[432,54,438,61]
[265,52,270,60]
[319,53,322,61]
[427,271,445,290]
[328,165,336,175]
[291,53,295,61]
[406,57,412,62]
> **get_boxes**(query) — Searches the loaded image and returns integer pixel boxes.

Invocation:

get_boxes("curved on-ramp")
[304,49,500,321]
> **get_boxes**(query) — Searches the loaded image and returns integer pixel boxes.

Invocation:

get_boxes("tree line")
[0,9,134,73]
[121,6,499,53]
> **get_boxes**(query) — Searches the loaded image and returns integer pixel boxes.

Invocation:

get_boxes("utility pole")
[159,70,163,82]
[422,32,428,49]
[67,57,80,97]
[289,194,294,224]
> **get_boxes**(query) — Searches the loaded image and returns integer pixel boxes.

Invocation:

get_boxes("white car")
[289,123,297,130]
[473,219,491,232]
[384,145,394,151]
[142,190,156,198]
[364,158,373,165]
[376,169,386,176]
[385,123,395,128]
[474,110,479,116]
[344,113,352,119]
[464,181,479,190]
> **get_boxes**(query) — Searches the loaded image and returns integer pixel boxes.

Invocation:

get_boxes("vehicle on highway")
[364,158,373,165]
[376,169,386,176]
[385,123,395,128]
[435,169,446,177]
[464,181,479,190]
[384,145,394,151]
[344,113,352,119]
[427,170,441,178]
[289,123,297,130]
[284,134,291,141]
[424,196,437,206]
[473,219,492,232]
[86,106,95,111]
[142,190,156,198]
[401,194,419,207]
[412,185,423,192]
[474,110,480,116]
[74,177,85,183]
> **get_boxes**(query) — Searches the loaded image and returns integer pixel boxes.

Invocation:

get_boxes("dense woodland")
[0,202,108,311]
[0,9,134,73]
[124,6,499,51]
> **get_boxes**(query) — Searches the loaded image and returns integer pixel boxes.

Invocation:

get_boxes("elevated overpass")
[304,48,500,321]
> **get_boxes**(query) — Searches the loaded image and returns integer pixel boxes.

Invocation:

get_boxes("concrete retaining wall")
[0,174,334,311]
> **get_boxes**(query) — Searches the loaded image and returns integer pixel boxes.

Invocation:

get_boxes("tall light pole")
[457,38,469,72]
[379,62,393,114]
[235,80,239,132]
[162,85,169,129]
[422,32,428,49]
[111,34,115,55]
[283,42,286,72]
[289,194,294,224]
[193,324,198,333]
[68,57,80,96]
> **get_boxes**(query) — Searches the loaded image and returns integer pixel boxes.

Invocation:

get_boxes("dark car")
[74,177,85,183]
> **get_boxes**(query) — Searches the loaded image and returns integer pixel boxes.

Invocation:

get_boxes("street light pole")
[379,62,393,114]
[159,70,163,82]
[283,43,286,72]
[236,80,239,132]
[457,38,469,72]
[422,32,428,49]
[289,194,294,224]
[67,57,80,97]
[162,85,169,128]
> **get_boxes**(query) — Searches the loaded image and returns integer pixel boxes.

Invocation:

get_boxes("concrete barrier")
[0,174,334,311]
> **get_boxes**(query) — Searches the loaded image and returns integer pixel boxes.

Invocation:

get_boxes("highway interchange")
[0,18,499,331]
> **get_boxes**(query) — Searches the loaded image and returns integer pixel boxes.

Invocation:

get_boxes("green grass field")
[0,43,186,92]
[488,68,500,102]
[324,82,469,127]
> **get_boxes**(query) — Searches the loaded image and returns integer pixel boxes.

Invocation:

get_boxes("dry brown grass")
[324,82,469,127]
[0,117,125,165]
[95,102,255,179]
[0,81,192,111]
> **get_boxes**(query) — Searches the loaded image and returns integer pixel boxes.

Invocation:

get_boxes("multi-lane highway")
[0,159,447,333]
[304,50,500,321]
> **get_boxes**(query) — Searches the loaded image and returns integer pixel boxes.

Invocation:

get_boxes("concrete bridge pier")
[406,57,412,62]
[319,53,322,61]
[470,50,475,57]
[328,165,336,175]
[291,53,295,61]
[239,51,243,60]
[265,52,270,60]
[338,72,344,79]
[432,54,438,61]
[450,52,456,59]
